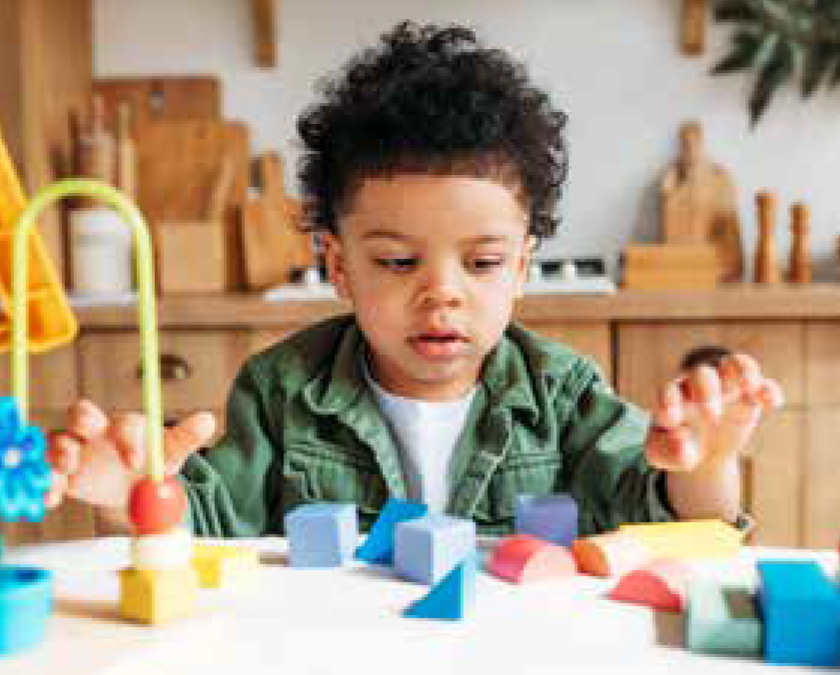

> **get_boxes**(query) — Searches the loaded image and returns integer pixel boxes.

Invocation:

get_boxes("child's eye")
[375,257,418,272]
[469,257,504,273]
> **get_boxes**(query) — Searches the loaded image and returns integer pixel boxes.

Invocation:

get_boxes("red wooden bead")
[128,476,187,535]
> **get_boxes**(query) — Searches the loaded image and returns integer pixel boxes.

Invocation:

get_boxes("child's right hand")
[46,399,216,509]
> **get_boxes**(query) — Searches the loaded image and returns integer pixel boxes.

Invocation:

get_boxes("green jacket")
[181,315,675,537]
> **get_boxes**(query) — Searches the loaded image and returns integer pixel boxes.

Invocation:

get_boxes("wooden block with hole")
[622,244,721,290]
[119,566,198,624]
[192,543,260,588]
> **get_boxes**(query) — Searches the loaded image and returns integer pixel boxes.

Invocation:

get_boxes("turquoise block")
[686,579,762,657]
[758,560,840,667]
[403,557,475,621]
[514,493,577,546]
[285,503,358,568]
[394,514,475,585]
[0,565,53,655]
[355,498,427,565]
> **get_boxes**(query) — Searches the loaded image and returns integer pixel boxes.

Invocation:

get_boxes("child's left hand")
[645,353,784,472]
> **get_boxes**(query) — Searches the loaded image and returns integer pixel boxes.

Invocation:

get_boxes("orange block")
[572,532,650,577]
[608,558,693,613]
[487,534,576,583]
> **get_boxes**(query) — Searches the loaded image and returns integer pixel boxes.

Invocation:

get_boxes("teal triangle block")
[355,498,428,565]
[404,560,472,621]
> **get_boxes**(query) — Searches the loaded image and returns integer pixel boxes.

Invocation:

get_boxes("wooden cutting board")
[242,152,315,290]
[135,119,250,290]
[93,76,221,136]
[660,121,743,282]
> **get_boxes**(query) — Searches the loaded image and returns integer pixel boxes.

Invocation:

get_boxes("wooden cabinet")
[616,319,836,549]
[10,288,840,548]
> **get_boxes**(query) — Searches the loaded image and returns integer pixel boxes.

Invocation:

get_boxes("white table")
[2,538,837,675]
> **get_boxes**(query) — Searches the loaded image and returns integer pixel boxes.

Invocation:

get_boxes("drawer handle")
[136,354,193,382]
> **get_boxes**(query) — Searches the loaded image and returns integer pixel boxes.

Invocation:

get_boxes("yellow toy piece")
[192,543,260,589]
[119,566,198,624]
[0,128,76,352]
[618,519,743,560]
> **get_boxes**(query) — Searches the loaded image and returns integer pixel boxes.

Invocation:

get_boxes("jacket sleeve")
[179,359,283,537]
[560,363,676,535]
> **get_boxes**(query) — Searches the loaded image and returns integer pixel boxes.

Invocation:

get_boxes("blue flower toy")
[0,395,53,656]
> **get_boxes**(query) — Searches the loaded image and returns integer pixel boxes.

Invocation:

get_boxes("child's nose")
[417,264,464,308]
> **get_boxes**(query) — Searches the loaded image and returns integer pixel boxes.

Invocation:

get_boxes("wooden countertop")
[73,283,840,328]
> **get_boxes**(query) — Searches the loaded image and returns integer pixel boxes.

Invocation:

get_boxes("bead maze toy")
[2,142,196,630]
[0,129,76,655]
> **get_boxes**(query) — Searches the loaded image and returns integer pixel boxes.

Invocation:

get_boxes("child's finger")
[164,411,216,474]
[683,364,723,421]
[756,377,785,410]
[652,378,686,429]
[109,412,146,472]
[728,353,763,398]
[45,472,68,509]
[66,399,108,441]
[645,424,700,472]
[46,432,81,475]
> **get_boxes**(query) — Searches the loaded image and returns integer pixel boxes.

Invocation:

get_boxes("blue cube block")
[394,514,476,585]
[757,560,840,668]
[284,503,358,568]
[0,566,53,655]
[514,494,577,546]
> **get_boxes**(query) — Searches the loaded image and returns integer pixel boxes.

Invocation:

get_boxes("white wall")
[94,0,840,278]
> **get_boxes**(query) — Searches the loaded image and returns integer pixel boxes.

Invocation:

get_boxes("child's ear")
[514,236,536,298]
[322,233,350,299]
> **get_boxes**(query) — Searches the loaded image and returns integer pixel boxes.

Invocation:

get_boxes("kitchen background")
[95,0,840,279]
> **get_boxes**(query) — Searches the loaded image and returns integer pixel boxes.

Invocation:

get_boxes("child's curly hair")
[297,21,568,243]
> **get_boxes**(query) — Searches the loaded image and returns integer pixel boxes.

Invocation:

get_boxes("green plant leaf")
[715,0,759,23]
[801,42,836,96]
[749,40,795,124]
[712,31,763,73]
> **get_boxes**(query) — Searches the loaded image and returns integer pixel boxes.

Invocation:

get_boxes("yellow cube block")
[119,566,198,624]
[192,544,260,589]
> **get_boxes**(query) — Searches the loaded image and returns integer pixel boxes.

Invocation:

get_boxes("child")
[46,21,782,537]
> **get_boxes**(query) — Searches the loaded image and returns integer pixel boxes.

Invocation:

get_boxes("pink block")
[572,533,650,578]
[608,558,692,613]
[488,534,577,583]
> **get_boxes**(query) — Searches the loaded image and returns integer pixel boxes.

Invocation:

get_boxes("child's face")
[323,173,532,400]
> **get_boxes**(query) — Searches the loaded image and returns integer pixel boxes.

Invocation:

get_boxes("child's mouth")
[410,332,469,359]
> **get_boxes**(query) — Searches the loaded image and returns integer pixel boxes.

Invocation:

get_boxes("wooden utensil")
[241,152,314,290]
[93,76,221,136]
[135,119,250,290]
[788,202,811,284]
[660,121,744,282]
[754,191,781,284]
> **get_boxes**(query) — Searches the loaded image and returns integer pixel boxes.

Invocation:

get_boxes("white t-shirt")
[364,364,476,512]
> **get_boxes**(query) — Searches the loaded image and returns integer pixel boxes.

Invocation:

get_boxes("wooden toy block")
[757,560,840,667]
[131,529,193,570]
[572,532,650,577]
[686,579,761,657]
[355,497,427,565]
[403,556,476,621]
[395,514,476,585]
[618,519,742,560]
[514,493,577,546]
[608,558,693,613]
[284,502,358,568]
[192,543,260,588]
[487,534,577,583]
[119,566,198,624]
[0,566,53,655]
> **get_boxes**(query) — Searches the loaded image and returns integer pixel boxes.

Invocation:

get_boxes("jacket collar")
[302,319,545,426]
